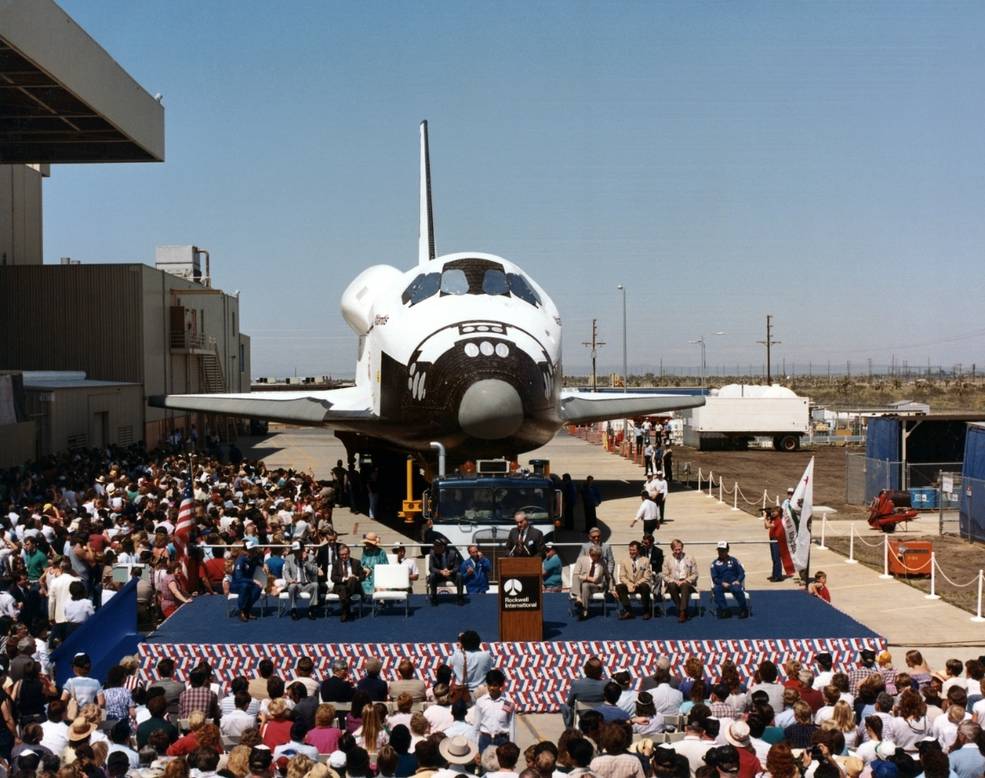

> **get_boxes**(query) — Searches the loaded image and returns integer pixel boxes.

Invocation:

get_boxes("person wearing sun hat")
[359,532,389,596]
[439,735,479,773]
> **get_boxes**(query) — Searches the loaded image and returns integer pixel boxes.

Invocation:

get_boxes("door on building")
[91,411,109,450]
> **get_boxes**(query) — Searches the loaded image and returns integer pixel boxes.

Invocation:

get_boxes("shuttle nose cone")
[458,379,524,440]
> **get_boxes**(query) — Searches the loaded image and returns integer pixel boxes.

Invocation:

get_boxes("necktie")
[633,560,638,575]
[298,564,305,585]
[589,562,597,580]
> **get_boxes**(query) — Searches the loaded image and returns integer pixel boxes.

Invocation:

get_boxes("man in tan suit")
[571,545,608,621]
[661,538,699,623]
[615,540,653,620]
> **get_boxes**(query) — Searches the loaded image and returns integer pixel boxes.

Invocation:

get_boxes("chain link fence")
[844,454,963,506]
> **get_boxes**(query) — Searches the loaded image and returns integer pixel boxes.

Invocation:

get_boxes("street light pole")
[689,331,726,391]
[617,284,627,392]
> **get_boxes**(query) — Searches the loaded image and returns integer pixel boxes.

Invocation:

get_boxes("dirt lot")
[667,444,985,615]
[670,445,866,519]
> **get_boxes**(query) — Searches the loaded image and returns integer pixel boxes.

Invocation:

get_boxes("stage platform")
[139,591,884,712]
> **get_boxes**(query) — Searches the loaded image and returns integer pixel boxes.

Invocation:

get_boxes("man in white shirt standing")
[474,669,515,753]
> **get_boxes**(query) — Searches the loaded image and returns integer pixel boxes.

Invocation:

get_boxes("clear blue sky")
[47,1,985,379]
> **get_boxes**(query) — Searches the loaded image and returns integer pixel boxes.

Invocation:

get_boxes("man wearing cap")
[231,545,264,622]
[460,545,491,595]
[282,543,319,620]
[710,542,748,619]
[542,543,563,592]
[427,539,464,606]
[615,540,653,620]
[848,649,881,695]
[392,543,419,591]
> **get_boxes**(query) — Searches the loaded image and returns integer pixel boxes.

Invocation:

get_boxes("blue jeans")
[713,583,746,612]
[478,732,509,752]
[770,541,783,579]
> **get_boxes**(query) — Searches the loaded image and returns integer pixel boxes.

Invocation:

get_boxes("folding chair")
[372,564,410,616]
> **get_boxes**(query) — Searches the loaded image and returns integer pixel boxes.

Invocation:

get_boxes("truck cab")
[423,460,561,552]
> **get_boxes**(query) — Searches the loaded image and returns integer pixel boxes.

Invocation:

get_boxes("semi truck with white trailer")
[680,384,810,451]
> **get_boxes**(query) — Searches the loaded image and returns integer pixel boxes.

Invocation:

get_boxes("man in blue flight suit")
[231,544,264,622]
[710,541,748,620]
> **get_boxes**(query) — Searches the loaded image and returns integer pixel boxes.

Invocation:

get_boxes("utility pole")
[581,320,606,393]
[757,314,780,384]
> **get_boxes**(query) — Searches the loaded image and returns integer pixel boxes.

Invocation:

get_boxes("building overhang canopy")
[0,0,164,163]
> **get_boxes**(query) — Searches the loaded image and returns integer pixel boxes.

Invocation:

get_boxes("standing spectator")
[448,631,493,697]
[630,493,659,538]
[763,508,785,582]
[581,477,602,531]
[474,670,514,753]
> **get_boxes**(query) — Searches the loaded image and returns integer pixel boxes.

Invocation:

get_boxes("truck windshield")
[435,483,552,524]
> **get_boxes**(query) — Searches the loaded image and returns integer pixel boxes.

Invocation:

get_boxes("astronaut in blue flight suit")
[710,541,748,619]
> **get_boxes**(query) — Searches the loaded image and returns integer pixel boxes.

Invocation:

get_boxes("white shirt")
[815,705,835,725]
[41,720,69,754]
[474,694,515,738]
[972,698,985,727]
[635,501,658,524]
[399,557,420,579]
[274,740,319,761]
[0,591,19,618]
[813,671,834,690]
[48,573,79,623]
[107,743,140,768]
[650,683,684,715]
[220,709,257,741]
[64,599,95,623]
[671,735,714,776]
[424,703,454,733]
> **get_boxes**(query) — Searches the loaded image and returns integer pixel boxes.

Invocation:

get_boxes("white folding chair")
[275,578,312,616]
[371,564,410,617]
[663,591,702,617]
[566,564,608,617]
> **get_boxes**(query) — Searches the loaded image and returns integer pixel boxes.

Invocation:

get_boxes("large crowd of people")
[1,441,985,778]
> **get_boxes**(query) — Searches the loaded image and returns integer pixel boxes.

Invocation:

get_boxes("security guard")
[710,541,748,619]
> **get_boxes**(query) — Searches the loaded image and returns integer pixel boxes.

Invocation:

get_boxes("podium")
[497,556,543,641]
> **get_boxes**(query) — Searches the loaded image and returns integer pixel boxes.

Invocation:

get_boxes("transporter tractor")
[422,458,561,576]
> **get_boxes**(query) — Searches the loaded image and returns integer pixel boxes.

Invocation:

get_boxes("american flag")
[174,477,196,576]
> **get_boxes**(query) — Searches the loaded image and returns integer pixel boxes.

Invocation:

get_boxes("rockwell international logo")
[500,575,540,611]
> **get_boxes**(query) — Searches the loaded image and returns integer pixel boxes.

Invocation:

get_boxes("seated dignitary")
[572,545,608,621]
[330,544,366,622]
[710,541,748,619]
[427,539,464,605]
[615,541,653,620]
[282,542,319,620]
[661,539,698,623]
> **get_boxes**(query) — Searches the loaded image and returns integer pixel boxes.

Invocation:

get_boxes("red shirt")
[203,557,226,585]
[737,747,762,778]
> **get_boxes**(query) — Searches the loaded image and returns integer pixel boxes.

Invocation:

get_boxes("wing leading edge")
[147,386,375,427]
[559,390,705,425]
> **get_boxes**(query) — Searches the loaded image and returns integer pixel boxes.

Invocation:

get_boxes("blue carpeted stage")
[139,590,884,712]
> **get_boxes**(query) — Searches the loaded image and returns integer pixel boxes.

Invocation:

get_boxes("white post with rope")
[708,472,714,497]
[925,552,940,600]
[845,523,858,564]
[817,511,828,550]
[718,479,723,504]
[973,570,985,623]
[732,482,739,511]
[879,534,893,579]
[762,490,768,510]
[697,470,702,493]
[775,495,779,507]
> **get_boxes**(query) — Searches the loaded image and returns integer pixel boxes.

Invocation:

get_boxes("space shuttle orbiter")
[150,122,703,459]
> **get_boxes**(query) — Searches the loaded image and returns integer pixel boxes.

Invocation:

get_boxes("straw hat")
[724,720,751,749]
[68,716,95,742]
[439,736,478,765]
[362,532,381,546]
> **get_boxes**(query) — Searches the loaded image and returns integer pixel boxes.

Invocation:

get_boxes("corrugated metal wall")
[24,384,143,456]
[0,265,144,382]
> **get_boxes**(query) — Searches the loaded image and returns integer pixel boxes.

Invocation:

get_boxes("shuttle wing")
[559,390,705,424]
[148,386,375,426]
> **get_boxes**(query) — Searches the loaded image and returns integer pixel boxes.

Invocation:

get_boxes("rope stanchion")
[774,495,779,507]
[732,482,739,512]
[697,470,702,493]
[708,472,714,497]
[718,478,723,504]
[973,570,985,623]
[879,534,893,579]
[762,490,768,510]
[925,552,940,600]
[845,524,858,564]
[817,512,827,550]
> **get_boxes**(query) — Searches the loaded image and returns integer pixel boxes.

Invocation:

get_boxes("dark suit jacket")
[330,558,364,586]
[320,676,355,703]
[427,548,462,575]
[564,676,607,708]
[356,674,389,702]
[506,526,544,557]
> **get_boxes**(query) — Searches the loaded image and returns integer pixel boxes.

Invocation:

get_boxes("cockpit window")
[401,272,441,306]
[507,273,541,307]
[440,269,469,295]
[481,269,509,296]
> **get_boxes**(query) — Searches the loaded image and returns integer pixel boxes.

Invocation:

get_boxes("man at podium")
[505,511,544,557]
